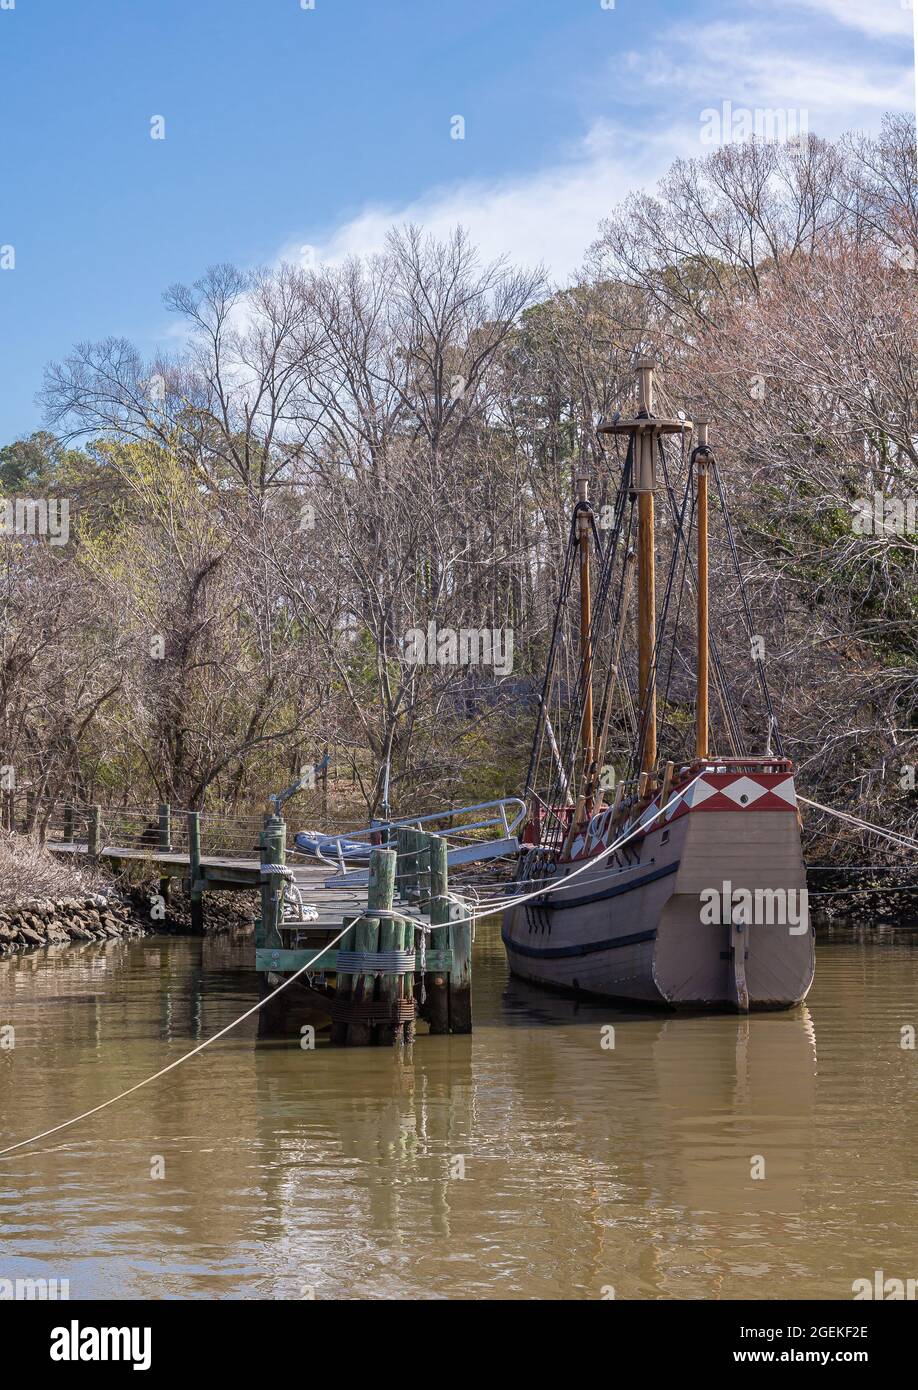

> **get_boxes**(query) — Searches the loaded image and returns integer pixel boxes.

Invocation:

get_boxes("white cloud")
[788,0,914,41]
[658,21,913,118]
[268,12,913,285]
[281,122,694,283]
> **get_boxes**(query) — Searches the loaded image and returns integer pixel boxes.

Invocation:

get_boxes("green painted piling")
[416,830,432,911]
[258,815,285,948]
[427,834,451,1034]
[347,914,381,1046]
[395,824,411,899]
[330,911,358,1046]
[394,827,416,1043]
[349,846,397,1046]
[402,827,420,900]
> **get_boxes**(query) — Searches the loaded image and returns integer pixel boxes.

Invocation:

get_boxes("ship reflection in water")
[0,923,916,1300]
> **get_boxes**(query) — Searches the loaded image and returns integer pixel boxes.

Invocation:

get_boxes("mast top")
[574,466,592,503]
[597,357,692,437]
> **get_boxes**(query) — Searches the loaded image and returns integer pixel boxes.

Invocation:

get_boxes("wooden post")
[576,469,594,794]
[660,760,674,811]
[330,912,358,1046]
[695,420,710,761]
[636,357,657,775]
[63,803,74,844]
[346,914,381,1046]
[188,810,204,934]
[372,842,400,1046]
[395,824,410,899]
[448,894,473,1034]
[88,804,101,858]
[158,802,172,852]
[158,802,172,903]
[258,815,285,946]
[426,834,450,1034]
[416,828,431,907]
[394,826,417,1043]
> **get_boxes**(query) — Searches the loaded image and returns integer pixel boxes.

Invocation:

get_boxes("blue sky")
[0,0,914,440]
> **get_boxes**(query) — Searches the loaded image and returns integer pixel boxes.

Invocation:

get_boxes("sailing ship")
[502,358,814,1011]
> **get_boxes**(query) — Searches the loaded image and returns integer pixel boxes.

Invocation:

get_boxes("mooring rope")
[0,775,699,1160]
[797,796,918,856]
[0,912,362,1160]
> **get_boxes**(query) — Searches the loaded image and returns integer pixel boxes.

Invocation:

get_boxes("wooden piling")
[395,824,414,899]
[416,830,431,912]
[259,815,286,948]
[88,804,101,859]
[347,914,380,1047]
[448,895,473,1034]
[158,802,172,903]
[188,810,203,934]
[158,802,172,852]
[348,846,396,1046]
[63,803,74,845]
[426,834,451,1035]
[330,911,358,1046]
[374,843,403,1045]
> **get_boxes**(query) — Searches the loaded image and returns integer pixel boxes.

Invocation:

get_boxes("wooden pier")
[37,799,474,1045]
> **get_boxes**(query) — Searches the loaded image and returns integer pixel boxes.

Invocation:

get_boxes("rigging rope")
[797,796,918,855]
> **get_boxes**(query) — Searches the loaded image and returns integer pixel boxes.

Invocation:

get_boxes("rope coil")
[335,949,416,975]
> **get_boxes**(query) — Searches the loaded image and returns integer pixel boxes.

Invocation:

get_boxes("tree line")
[1,114,915,858]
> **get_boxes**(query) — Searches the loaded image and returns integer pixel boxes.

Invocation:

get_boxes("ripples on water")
[1,924,916,1299]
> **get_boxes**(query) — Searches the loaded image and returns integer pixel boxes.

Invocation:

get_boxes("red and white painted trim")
[569,768,797,861]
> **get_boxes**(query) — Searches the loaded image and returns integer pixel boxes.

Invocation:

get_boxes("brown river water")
[0,924,916,1300]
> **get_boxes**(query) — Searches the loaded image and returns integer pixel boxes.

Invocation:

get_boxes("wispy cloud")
[786,0,914,41]
[275,9,914,284]
[281,121,696,283]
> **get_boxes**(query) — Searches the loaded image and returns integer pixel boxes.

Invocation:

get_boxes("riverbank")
[0,830,255,956]
[0,894,146,955]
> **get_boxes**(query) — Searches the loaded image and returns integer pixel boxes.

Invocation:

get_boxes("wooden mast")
[596,359,691,796]
[695,419,710,760]
[636,357,657,775]
[576,468,594,790]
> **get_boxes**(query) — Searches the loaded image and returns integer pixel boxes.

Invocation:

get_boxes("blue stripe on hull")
[524,857,679,913]
[502,924,658,959]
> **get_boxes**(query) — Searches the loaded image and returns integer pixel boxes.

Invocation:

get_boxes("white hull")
[503,771,815,1011]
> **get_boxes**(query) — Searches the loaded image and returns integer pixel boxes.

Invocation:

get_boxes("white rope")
[437,774,705,929]
[798,796,918,855]
[0,776,702,1161]
[0,912,361,1160]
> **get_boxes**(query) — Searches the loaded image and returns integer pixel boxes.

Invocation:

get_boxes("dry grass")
[0,831,108,908]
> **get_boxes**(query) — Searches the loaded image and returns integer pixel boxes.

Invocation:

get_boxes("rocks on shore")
[0,894,147,957]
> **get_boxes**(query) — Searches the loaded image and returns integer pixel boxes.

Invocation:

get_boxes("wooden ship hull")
[503,766,814,1010]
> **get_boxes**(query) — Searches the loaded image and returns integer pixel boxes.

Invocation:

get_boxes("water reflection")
[0,926,916,1299]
